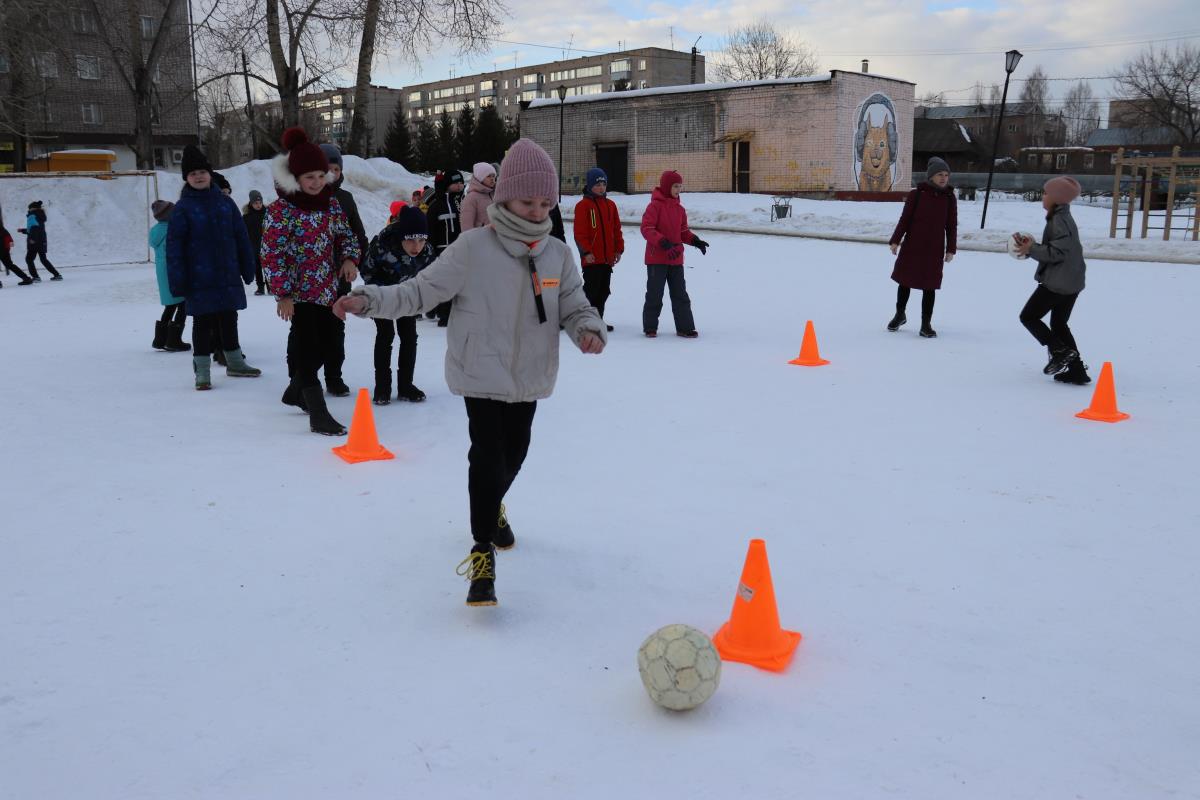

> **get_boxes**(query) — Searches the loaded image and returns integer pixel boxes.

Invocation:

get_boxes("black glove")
[659,237,677,250]
[17,228,27,234]
[691,236,709,255]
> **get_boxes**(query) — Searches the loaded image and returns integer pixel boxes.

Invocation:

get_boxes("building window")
[1110,153,1117,165]
[520,90,537,102]
[503,80,508,89]
[610,59,631,73]
[72,8,98,34]
[140,15,155,39]
[480,95,495,107]
[1055,154,1067,169]
[522,73,539,85]
[416,109,424,118]
[1008,123,1017,133]
[408,91,422,102]
[75,55,100,80]
[0,52,9,74]
[1084,153,1094,169]
[36,52,58,78]
[1027,154,1037,167]
[332,95,342,104]
[638,59,647,70]
[503,97,509,106]
[81,102,102,124]
[639,80,649,89]
[1041,154,1052,166]
[565,83,602,97]
[480,80,493,91]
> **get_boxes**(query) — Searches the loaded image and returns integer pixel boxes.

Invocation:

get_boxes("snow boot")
[17,277,33,286]
[224,349,261,377]
[50,273,63,281]
[152,320,168,350]
[677,330,699,339]
[300,386,347,436]
[644,330,657,338]
[494,503,516,550]
[1043,347,1077,376]
[373,369,392,406]
[193,355,212,390]
[325,375,351,397]
[1054,356,1092,385]
[396,379,426,403]
[281,382,308,411]
[887,310,906,331]
[164,322,191,352]
[919,319,937,338]
[457,543,498,606]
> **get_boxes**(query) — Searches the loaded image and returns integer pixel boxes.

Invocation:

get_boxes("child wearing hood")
[18,201,62,281]
[334,139,606,607]
[1011,176,1090,384]
[640,170,708,337]
[886,156,957,337]
[459,162,497,230]
[243,190,267,295]
[261,128,362,435]
[573,167,624,330]
[149,200,190,352]
[426,169,466,326]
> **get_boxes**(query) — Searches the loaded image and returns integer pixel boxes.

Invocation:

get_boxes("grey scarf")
[487,202,552,243]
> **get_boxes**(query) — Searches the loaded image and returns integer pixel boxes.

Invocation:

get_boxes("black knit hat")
[395,205,429,239]
[180,144,211,178]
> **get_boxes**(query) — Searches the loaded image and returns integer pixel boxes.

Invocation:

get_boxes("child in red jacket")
[572,167,624,331]
[639,170,708,338]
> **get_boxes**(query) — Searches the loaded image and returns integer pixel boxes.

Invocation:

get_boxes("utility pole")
[690,36,702,84]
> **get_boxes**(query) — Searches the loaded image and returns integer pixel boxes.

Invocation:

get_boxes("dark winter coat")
[427,190,463,253]
[573,193,624,266]
[21,208,49,253]
[361,226,436,287]
[889,182,957,291]
[1029,205,1086,295]
[550,205,566,243]
[334,184,369,257]
[640,188,695,266]
[242,205,266,258]
[166,184,254,316]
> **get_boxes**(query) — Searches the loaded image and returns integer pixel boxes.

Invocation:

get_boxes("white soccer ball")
[1007,231,1035,259]
[637,624,722,711]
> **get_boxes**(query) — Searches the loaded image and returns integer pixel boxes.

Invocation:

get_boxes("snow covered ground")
[2,228,1198,798]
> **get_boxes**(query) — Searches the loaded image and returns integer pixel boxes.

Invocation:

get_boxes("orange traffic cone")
[713,539,802,672]
[1076,361,1130,423]
[332,388,395,463]
[788,320,829,366]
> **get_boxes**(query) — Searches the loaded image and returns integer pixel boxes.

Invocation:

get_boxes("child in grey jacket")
[335,139,606,607]
[1012,176,1090,384]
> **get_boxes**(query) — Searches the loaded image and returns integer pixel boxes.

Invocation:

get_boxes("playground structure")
[1109,147,1200,241]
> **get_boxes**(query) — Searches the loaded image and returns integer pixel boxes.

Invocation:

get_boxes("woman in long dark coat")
[887,157,957,338]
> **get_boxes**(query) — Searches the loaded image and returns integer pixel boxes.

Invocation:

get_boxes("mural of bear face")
[859,123,894,191]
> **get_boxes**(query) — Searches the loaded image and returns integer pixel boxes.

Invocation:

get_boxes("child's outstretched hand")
[578,331,605,354]
[889,243,899,255]
[333,295,367,320]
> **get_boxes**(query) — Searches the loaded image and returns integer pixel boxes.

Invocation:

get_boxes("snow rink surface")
[2,229,1199,798]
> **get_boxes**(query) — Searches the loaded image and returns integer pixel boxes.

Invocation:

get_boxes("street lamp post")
[556,84,568,198]
[980,49,1023,229]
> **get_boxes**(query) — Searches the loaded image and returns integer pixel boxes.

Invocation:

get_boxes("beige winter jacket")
[349,226,606,402]
[459,178,495,230]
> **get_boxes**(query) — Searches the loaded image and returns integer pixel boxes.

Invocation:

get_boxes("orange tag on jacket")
[541,278,560,288]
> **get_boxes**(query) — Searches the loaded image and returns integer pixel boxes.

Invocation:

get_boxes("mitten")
[691,236,709,255]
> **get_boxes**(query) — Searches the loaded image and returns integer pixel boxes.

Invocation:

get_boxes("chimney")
[861,59,869,73]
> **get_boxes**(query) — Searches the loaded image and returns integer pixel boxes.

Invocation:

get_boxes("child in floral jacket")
[260,127,361,435]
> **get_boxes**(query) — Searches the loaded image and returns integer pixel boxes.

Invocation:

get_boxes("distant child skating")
[149,200,190,352]
[640,170,707,338]
[18,201,62,281]
[887,157,957,337]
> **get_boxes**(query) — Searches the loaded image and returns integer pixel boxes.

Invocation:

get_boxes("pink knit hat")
[1044,176,1082,205]
[494,139,558,204]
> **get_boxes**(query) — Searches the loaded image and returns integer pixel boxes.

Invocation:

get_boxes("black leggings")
[1020,285,1079,353]
[193,310,240,357]
[583,265,613,317]
[897,285,935,320]
[374,317,419,385]
[289,303,342,389]
[465,398,537,545]
[160,302,186,324]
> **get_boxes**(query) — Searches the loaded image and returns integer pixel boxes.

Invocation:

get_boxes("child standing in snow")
[334,138,607,607]
[167,144,261,390]
[426,169,465,326]
[260,128,362,435]
[18,201,62,281]
[149,200,190,352]
[1012,176,1090,384]
[360,205,434,405]
[1,215,33,285]
[640,170,707,338]
[243,190,267,295]
[459,162,496,230]
[573,167,624,331]
[887,157,957,337]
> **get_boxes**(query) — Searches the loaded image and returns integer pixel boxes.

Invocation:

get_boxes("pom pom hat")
[282,127,330,179]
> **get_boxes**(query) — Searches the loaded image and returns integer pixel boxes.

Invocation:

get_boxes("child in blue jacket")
[149,200,190,352]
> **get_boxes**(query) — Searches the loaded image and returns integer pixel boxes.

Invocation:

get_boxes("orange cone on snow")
[1076,361,1130,423]
[788,320,829,366]
[713,539,802,672]
[332,388,395,463]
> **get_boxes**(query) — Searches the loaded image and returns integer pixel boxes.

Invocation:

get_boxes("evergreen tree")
[475,104,508,163]
[413,116,438,173]
[382,103,413,166]
[503,118,522,153]
[435,109,456,170]
[454,106,478,166]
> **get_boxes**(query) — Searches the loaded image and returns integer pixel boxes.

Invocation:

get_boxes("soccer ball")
[637,624,722,711]
[1007,231,1035,259]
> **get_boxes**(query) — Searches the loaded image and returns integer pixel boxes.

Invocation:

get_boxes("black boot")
[281,382,308,411]
[1043,347,1077,375]
[494,503,516,550]
[887,310,906,331]
[457,543,497,606]
[373,369,392,406]
[919,318,937,338]
[300,386,346,435]
[396,378,426,403]
[163,322,191,352]
[325,376,351,397]
[152,320,168,350]
[1054,356,1092,385]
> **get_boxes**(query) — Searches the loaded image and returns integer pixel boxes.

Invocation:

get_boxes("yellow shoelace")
[456,551,495,581]
[497,503,509,529]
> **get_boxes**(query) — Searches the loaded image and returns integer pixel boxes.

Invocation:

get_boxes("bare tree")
[917,91,946,107]
[714,22,817,82]
[1061,80,1100,146]
[1112,43,1200,145]
[0,0,76,170]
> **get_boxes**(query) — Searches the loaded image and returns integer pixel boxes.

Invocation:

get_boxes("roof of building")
[1085,126,1180,147]
[526,70,913,109]
[1020,146,1094,153]
[918,102,1039,120]
[913,118,975,153]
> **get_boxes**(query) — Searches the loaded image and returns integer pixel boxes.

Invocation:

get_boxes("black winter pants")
[642,264,695,334]
[289,303,342,390]
[160,302,186,324]
[374,317,419,385]
[896,285,936,321]
[193,310,240,357]
[25,247,60,278]
[2,246,31,281]
[253,256,265,292]
[1020,285,1080,353]
[465,398,537,545]
[583,265,613,317]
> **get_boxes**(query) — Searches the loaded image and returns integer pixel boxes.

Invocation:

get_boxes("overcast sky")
[361,0,1199,116]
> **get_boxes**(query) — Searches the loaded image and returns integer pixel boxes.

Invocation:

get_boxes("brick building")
[520,71,914,196]
[0,0,198,171]
[913,117,981,173]
[915,102,1066,162]
[1019,146,1100,174]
